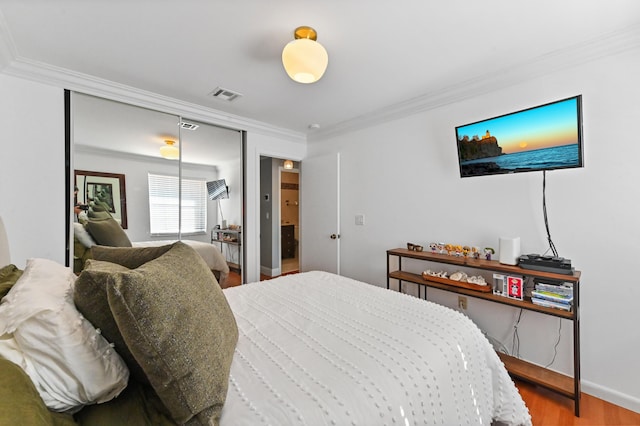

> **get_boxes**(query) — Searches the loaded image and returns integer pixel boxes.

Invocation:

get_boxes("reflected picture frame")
[75,169,128,229]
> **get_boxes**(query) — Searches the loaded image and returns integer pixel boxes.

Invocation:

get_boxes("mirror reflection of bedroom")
[259,157,300,279]
[70,92,244,286]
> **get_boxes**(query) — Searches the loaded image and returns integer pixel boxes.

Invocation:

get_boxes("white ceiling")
[1,1,639,137]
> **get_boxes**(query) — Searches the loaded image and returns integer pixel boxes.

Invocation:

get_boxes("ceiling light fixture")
[160,140,179,160]
[283,160,294,170]
[282,26,328,84]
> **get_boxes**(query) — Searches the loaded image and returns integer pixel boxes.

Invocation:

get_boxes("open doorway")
[259,157,300,278]
[280,168,299,274]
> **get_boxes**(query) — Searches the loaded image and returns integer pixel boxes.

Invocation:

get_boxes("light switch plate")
[355,214,365,225]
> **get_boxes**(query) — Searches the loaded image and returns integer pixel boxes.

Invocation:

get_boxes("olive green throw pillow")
[75,380,176,426]
[74,260,147,382]
[89,242,238,425]
[75,244,177,383]
[91,244,174,270]
[0,264,23,299]
[85,217,132,247]
[0,357,76,426]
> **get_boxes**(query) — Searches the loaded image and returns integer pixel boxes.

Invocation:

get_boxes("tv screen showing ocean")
[461,143,580,172]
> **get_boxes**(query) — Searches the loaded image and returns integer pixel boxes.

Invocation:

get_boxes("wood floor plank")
[516,379,640,425]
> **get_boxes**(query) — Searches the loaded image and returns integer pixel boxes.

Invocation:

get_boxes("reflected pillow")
[73,223,96,249]
[85,217,131,247]
[87,208,112,220]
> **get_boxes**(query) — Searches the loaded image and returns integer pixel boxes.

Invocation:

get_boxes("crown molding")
[1,55,306,144]
[309,23,640,142]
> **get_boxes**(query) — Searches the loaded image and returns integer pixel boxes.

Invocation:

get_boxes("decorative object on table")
[499,237,521,265]
[531,281,574,311]
[74,170,128,229]
[484,247,495,260]
[422,269,449,279]
[406,243,423,252]
[492,273,506,295]
[421,269,491,292]
[506,276,524,300]
[472,246,481,259]
[449,271,468,281]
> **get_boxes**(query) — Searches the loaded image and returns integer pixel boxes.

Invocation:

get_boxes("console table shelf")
[211,229,242,272]
[387,248,582,416]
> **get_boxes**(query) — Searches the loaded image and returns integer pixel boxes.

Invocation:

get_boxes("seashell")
[450,271,467,281]
[467,275,488,285]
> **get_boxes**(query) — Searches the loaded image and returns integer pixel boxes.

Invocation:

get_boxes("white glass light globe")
[282,38,328,84]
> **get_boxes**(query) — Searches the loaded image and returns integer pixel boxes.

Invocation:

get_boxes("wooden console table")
[211,229,241,272]
[387,248,582,416]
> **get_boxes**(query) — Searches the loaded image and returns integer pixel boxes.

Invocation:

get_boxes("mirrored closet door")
[68,92,243,281]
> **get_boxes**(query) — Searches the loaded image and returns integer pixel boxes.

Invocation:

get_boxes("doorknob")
[330,233,340,239]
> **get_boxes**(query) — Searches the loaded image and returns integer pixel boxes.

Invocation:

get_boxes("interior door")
[300,153,340,274]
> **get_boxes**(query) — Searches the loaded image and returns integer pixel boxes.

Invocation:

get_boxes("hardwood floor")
[221,271,639,425]
[516,379,640,425]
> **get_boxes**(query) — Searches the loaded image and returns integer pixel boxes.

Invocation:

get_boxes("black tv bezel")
[455,95,583,178]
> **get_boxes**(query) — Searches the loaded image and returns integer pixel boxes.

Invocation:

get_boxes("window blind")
[148,173,207,235]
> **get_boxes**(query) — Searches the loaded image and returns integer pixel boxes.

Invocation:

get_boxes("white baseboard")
[582,379,640,414]
[260,265,281,277]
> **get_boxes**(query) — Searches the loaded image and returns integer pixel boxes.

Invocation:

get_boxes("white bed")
[2,215,530,425]
[221,271,531,425]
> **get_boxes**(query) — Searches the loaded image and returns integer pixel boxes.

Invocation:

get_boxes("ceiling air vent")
[179,121,199,130]
[210,87,243,102]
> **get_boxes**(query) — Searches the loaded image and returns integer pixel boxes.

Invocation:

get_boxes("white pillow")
[74,222,96,248]
[0,258,129,412]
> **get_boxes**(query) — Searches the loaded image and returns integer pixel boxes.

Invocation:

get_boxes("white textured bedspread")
[221,271,531,426]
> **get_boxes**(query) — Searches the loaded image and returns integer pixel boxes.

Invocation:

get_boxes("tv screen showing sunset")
[455,96,582,177]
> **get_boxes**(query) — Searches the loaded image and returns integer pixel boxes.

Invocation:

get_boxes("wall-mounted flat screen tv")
[455,95,583,178]
[206,178,229,200]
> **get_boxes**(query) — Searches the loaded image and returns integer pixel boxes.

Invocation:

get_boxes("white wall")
[303,48,640,412]
[0,74,65,266]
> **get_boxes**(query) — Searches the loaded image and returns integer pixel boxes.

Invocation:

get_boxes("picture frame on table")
[75,170,128,229]
[506,276,524,300]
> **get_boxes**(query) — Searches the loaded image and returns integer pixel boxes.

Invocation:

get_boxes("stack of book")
[531,281,573,311]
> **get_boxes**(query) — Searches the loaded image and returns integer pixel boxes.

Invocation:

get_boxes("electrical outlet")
[458,296,468,310]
